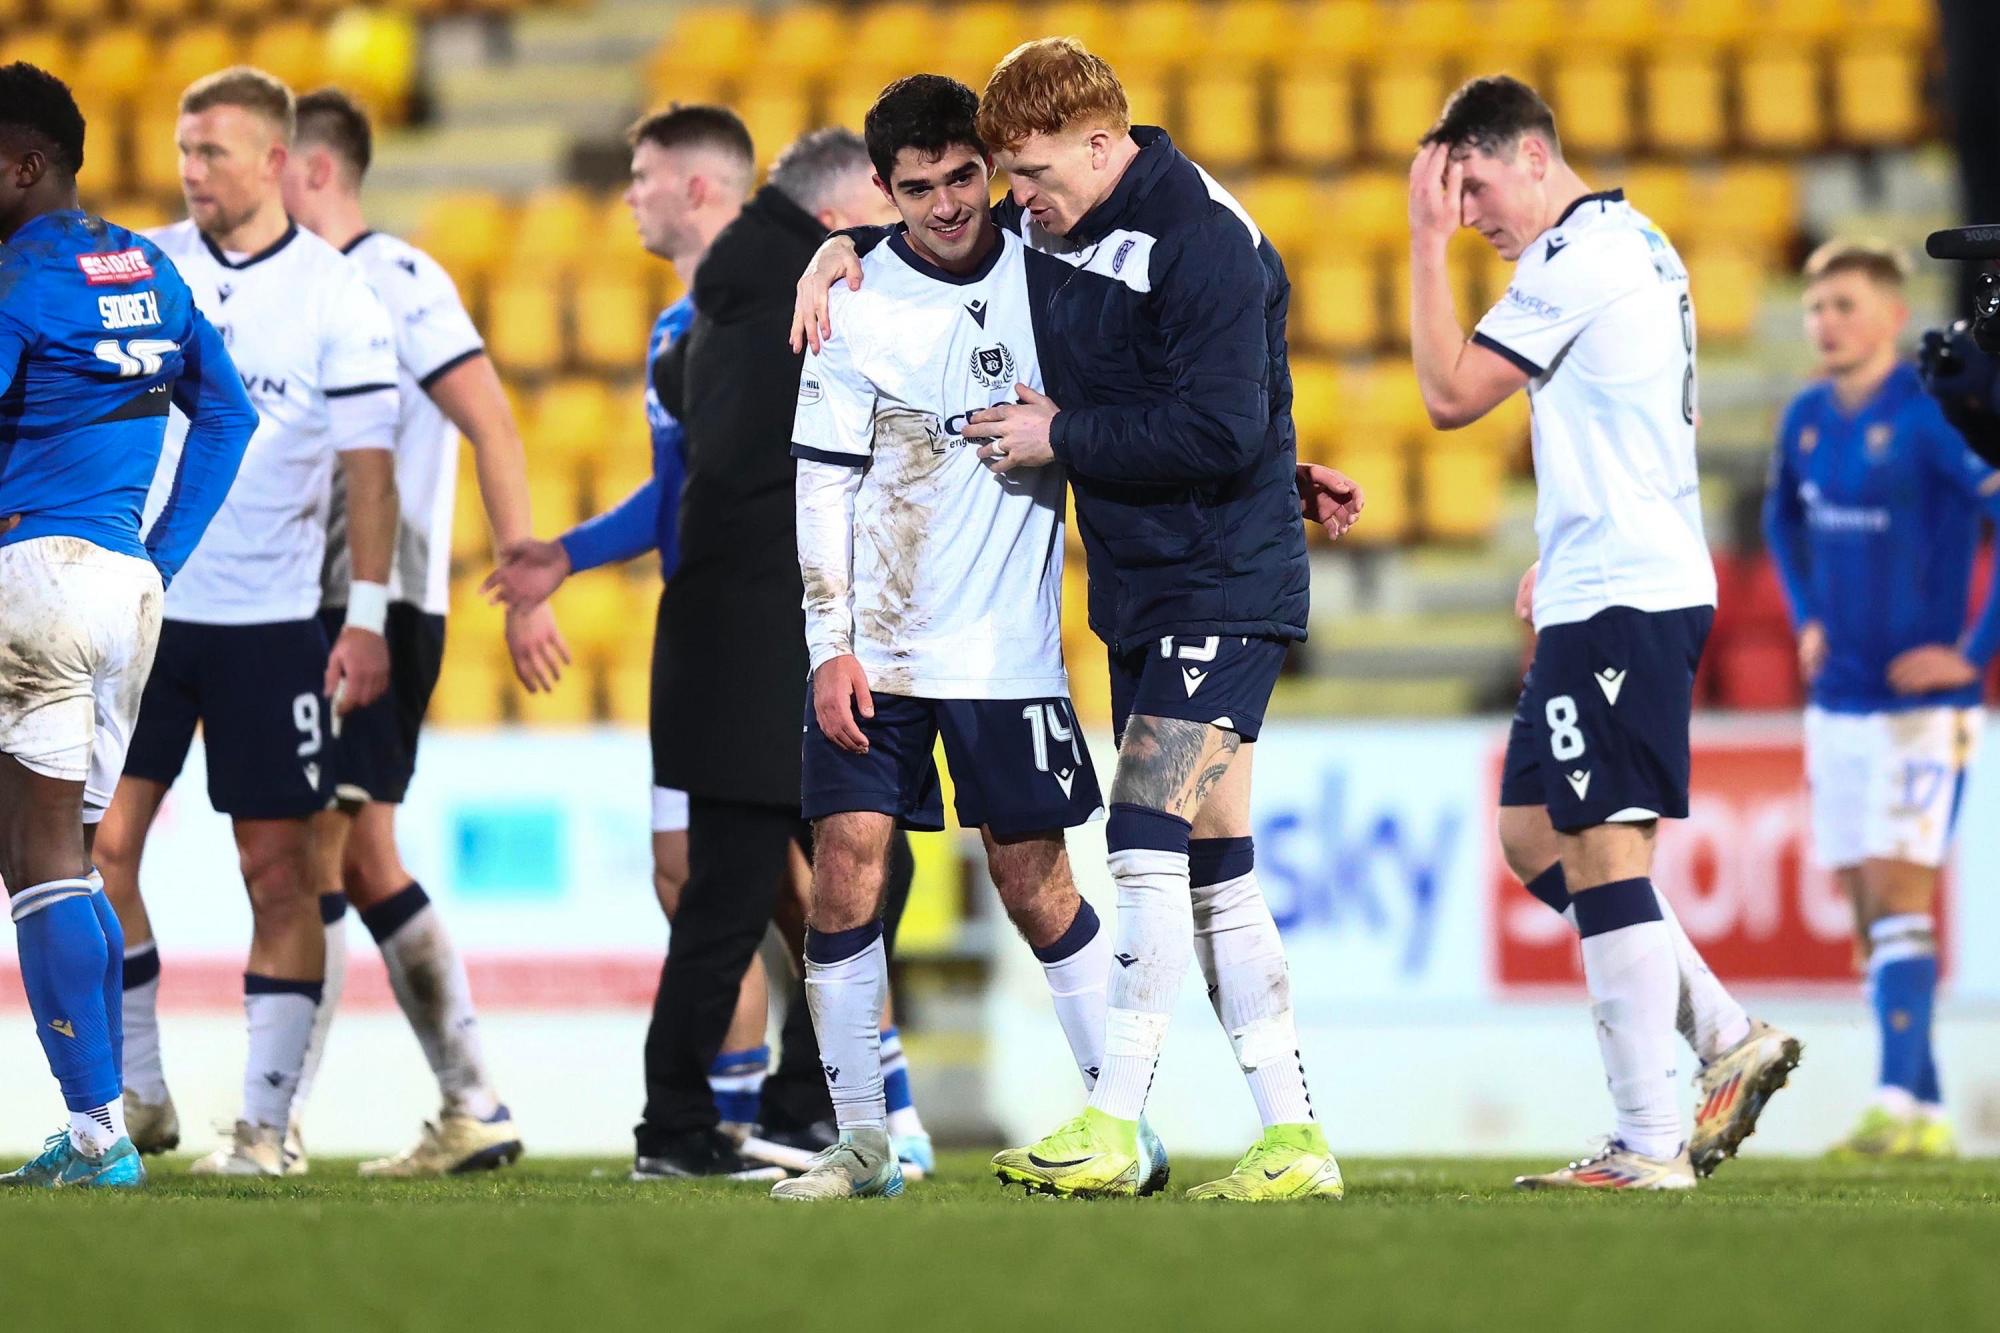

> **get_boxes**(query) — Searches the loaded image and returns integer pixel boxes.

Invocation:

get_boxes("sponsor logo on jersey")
[97,290,162,330]
[1503,286,1563,321]
[969,343,1016,389]
[1799,425,1819,454]
[1112,238,1136,274]
[798,375,823,404]
[76,248,155,285]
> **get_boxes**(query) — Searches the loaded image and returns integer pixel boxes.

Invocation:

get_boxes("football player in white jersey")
[771,76,1129,1201]
[1406,76,1801,1189]
[271,88,566,1176]
[93,67,402,1177]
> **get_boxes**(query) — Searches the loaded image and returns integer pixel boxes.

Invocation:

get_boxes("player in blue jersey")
[1763,240,2000,1161]
[0,63,256,1188]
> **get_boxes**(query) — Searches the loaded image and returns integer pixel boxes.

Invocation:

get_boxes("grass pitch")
[5,1153,1996,1331]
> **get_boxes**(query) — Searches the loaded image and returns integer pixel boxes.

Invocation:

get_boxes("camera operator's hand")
[1918,321,2000,468]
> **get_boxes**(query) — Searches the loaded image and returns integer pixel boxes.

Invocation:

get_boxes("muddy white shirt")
[144,221,397,624]
[1472,189,1717,630]
[791,229,1068,700]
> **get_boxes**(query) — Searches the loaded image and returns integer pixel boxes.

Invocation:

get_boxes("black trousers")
[635,795,913,1152]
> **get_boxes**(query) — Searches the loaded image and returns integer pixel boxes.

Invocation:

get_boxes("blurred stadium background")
[4,0,1998,1162]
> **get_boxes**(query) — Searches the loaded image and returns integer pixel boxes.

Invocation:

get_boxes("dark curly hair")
[863,74,983,185]
[1421,75,1561,159]
[0,62,85,179]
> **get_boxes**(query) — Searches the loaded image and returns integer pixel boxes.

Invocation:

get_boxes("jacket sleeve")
[148,312,256,585]
[1759,402,1814,629]
[1048,212,1271,485]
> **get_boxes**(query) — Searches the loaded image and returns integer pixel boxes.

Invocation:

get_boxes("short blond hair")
[976,37,1128,153]
[179,66,295,140]
[1803,238,1911,289]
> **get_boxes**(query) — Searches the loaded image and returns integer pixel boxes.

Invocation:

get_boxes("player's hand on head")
[790,235,864,355]
[505,601,571,693]
[1797,621,1827,683]
[967,385,1059,474]
[1295,464,1364,538]
[1408,142,1463,245]
[1514,562,1538,623]
[1887,642,1979,695]
[813,654,874,754]
[326,625,390,714]
[482,538,570,609]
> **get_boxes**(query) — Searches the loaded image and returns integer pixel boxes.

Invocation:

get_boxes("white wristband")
[346,581,390,635]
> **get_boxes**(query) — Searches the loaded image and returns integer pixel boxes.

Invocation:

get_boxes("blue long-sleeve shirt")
[558,295,691,576]
[0,210,254,586]
[1762,362,2000,712]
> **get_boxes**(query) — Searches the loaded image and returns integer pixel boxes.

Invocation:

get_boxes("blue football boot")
[0,1131,146,1189]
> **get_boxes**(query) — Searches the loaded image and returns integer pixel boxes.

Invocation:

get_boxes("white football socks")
[70,1099,126,1157]
[1033,898,1112,1091]
[242,976,322,1130]
[121,942,167,1104]
[364,884,501,1120]
[290,894,349,1119]
[1191,841,1314,1128]
[1087,805,1194,1123]
[1574,879,1683,1160]
[803,924,889,1132]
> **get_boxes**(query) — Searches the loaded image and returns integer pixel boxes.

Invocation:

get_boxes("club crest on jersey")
[76,248,154,286]
[1799,425,1818,454]
[1866,423,1894,459]
[1112,238,1136,274]
[970,343,1016,390]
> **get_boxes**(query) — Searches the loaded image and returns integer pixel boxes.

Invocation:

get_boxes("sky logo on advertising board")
[452,804,564,899]
[1256,768,1460,976]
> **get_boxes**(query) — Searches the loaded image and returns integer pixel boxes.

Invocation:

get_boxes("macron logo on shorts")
[77,249,156,285]
[1567,769,1592,800]
[1182,667,1208,696]
[1595,668,1626,706]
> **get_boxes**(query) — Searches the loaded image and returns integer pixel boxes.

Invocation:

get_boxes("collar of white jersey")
[201,219,300,270]
[886,226,1006,287]
[1550,188,1626,232]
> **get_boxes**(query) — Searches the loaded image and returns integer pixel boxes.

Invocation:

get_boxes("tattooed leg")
[1110,715,1242,821]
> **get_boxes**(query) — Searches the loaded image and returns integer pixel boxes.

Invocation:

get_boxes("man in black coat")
[640,128,907,1177]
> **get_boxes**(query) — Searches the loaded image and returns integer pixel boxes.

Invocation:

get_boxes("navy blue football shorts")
[123,617,332,820]
[318,603,446,806]
[1500,605,1715,833]
[802,692,1103,836]
[1107,634,1290,744]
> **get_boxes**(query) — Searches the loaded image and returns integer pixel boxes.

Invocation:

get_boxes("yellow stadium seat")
[1470,0,1564,54]
[1376,0,1477,62]
[1834,43,1923,144]
[936,3,1044,89]
[159,25,245,100]
[1763,0,1847,40]
[1330,444,1409,544]
[1233,174,1318,265]
[1569,0,1657,51]
[36,0,111,25]
[1366,63,1448,160]
[762,5,846,82]
[652,6,761,90]
[1273,71,1356,168]
[486,278,566,377]
[1642,50,1727,154]
[11,30,78,88]
[1668,0,1751,46]
[76,24,150,102]
[551,569,630,660]
[1286,357,1344,460]
[735,92,814,168]
[1416,439,1504,541]
[1030,1,1122,64]
[510,668,599,727]
[127,0,194,22]
[571,281,654,376]
[605,659,652,726]
[97,197,172,233]
[428,655,506,728]
[1843,0,1932,40]
[1695,160,1798,251]
[246,21,327,95]
[1323,171,1407,249]
[1210,0,1291,66]
[1343,361,1431,441]
[1738,51,1824,151]
[452,472,491,566]
[1550,55,1635,158]
[1684,245,1764,342]
[510,189,595,277]
[1296,256,1381,353]
[591,437,653,514]
[131,105,184,199]
[1386,246,1480,347]
[1287,0,1377,68]
[528,377,616,473]
[414,190,512,287]
[846,3,942,83]
[1121,74,1169,129]
[1622,163,1696,241]
[1117,0,1203,76]
[1176,72,1264,172]
[527,468,587,536]
[324,8,419,123]
[448,572,510,662]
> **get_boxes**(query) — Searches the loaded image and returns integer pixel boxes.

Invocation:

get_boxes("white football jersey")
[323,231,484,615]
[145,220,397,624]
[1473,190,1717,630]
[792,230,1068,700]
